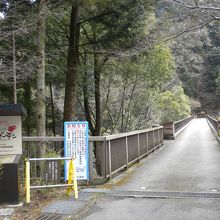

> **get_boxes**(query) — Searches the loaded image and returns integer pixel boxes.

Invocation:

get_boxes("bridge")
[118,118,220,192]
[79,118,220,219]
[21,116,220,219]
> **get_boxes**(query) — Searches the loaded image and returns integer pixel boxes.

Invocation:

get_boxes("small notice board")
[0,116,22,155]
[43,160,61,184]
[64,121,89,181]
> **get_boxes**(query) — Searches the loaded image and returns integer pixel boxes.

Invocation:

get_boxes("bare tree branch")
[168,0,220,11]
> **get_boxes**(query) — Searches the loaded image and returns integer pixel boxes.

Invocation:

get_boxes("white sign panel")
[0,116,22,155]
[64,121,89,181]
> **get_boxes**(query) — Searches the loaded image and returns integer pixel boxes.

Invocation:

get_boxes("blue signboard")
[64,121,89,181]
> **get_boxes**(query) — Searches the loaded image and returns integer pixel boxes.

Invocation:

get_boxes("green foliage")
[158,86,191,123]
[142,45,174,87]
[81,0,154,51]
[45,150,60,158]
[100,44,176,133]
[0,0,198,137]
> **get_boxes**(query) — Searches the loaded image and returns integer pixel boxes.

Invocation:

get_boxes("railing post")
[108,140,112,180]
[157,129,160,147]
[104,138,107,179]
[152,130,155,149]
[163,122,174,139]
[89,141,94,183]
[137,134,140,162]
[146,132,149,155]
[126,136,129,167]
[218,118,220,137]
[161,128,163,144]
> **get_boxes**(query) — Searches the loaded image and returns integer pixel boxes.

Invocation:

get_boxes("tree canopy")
[1,0,220,139]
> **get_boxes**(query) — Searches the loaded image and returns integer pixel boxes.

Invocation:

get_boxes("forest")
[0,0,220,141]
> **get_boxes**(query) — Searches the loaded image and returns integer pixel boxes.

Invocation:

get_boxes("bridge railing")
[206,115,219,137]
[174,116,194,133]
[22,136,104,182]
[22,126,164,182]
[163,116,194,139]
[96,126,164,179]
[206,115,218,131]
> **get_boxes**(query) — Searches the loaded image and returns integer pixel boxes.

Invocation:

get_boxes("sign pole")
[72,158,78,199]
[67,159,74,196]
[67,158,78,199]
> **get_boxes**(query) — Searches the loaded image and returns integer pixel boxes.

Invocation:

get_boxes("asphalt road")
[78,119,220,220]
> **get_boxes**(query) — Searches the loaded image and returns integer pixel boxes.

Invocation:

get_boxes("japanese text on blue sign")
[64,121,89,180]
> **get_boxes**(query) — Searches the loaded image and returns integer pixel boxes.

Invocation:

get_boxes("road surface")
[79,119,220,220]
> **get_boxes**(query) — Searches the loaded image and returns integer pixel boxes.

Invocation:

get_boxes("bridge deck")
[80,118,220,220]
[118,118,220,192]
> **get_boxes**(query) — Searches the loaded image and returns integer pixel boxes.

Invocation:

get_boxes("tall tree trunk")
[94,52,101,136]
[82,53,95,134]
[24,82,31,136]
[23,82,32,157]
[49,81,56,136]
[36,0,46,158]
[64,0,80,122]
[12,29,17,104]
[124,82,137,132]
[120,83,127,132]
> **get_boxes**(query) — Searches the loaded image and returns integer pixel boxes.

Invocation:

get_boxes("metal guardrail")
[174,116,194,133]
[25,157,78,203]
[22,126,164,181]
[22,136,105,142]
[163,116,194,139]
[206,115,220,144]
[95,127,164,179]
[206,115,218,132]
